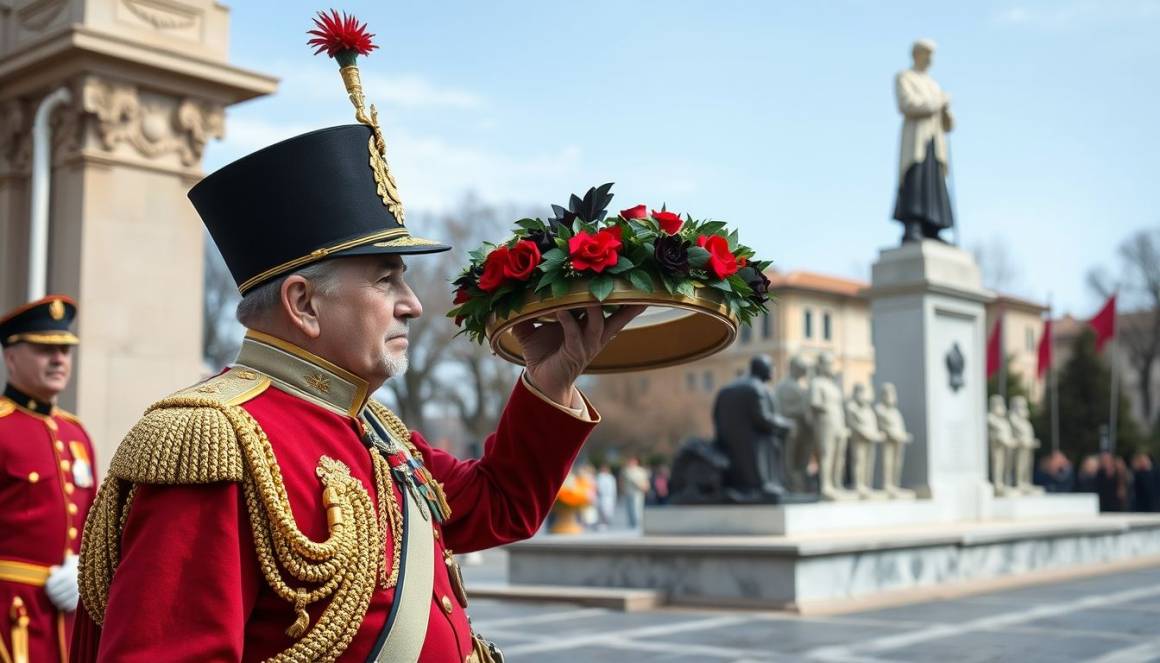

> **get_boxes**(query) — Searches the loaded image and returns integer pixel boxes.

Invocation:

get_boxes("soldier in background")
[0,296,97,663]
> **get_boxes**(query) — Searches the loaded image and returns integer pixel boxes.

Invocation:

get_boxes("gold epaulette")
[81,367,382,660]
[0,399,13,418]
[55,408,81,424]
[106,367,270,485]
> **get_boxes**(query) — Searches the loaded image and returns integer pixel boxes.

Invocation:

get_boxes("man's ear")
[281,275,321,339]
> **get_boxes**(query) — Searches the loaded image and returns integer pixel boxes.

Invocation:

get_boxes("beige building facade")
[0,0,275,469]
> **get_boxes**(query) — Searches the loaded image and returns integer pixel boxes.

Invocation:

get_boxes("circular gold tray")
[486,280,738,373]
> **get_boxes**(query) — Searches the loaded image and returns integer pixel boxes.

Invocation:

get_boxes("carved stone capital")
[73,75,224,168]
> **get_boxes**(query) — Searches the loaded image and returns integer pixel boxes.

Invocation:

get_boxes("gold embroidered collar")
[235,330,371,418]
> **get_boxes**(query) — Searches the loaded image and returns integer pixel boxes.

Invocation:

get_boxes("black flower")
[654,233,691,276]
[739,266,771,304]
[527,228,557,255]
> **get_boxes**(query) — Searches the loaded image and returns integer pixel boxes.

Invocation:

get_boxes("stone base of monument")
[643,491,1099,536]
[505,513,1160,612]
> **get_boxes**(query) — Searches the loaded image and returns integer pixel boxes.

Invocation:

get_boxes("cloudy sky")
[205,0,1160,317]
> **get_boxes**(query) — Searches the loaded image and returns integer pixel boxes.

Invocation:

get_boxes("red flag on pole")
[1037,318,1052,379]
[986,315,1003,379]
[1089,294,1117,352]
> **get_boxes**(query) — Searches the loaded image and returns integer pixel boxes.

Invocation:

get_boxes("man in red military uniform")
[72,11,642,663]
[0,295,97,663]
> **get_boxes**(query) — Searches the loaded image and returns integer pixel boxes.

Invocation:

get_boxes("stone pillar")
[0,0,276,469]
[865,241,993,516]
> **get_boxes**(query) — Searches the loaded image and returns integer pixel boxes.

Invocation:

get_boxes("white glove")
[45,554,79,613]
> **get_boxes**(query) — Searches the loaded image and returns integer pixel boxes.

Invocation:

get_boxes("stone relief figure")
[874,383,916,499]
[773,354,813,493]
[711,355,788,503]
[987,395,1016,496]
[893,38,955,244]
[1008,396,1044,495]
[846,384,885,499]
[809,353,852,500]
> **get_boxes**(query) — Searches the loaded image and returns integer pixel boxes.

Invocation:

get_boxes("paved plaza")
[465,551,1160,662]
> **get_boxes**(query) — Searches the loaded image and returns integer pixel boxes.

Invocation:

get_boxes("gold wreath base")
[485,280,739,374]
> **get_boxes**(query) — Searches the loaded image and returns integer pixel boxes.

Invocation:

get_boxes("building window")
[703,371,714,391]
[762,312,772,339]
[686,373,696,391]
[740,324,752,344]
[823,312,832,341]
[804,310,813,339]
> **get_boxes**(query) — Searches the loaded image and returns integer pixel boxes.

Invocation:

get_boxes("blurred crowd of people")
[1035,450,1160,512]
[557,457,672,532]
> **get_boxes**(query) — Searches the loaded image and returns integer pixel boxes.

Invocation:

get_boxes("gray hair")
[236,259,345,328]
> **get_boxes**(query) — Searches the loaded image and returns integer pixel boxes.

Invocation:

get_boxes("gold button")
[432,528,440,540]
[27,471,40,483]
[45,419,58,431]
[68,527,78,540]
[60,459,71,472]
[55,440,65,451]
[440,595,453,614]
[68,503,78,515]
[64,483,75,495]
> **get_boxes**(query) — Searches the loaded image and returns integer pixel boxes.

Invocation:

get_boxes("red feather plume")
[307,9,377,58]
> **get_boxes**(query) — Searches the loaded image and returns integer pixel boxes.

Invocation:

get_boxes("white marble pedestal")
[507,514,1160,611]
[865,240,994,513]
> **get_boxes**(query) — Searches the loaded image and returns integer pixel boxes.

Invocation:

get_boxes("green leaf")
[551,277,571,299]
[698,221,727,236]
[688,246,711,268]
[627,269,655,293]
[514,217,545,232]
[556,224,573,241]
[660,275,677,295]
[709,279,733,293]
[589,275,615,302]
[607,255,635,274]
[727,229,740,251]
[542,248,566,264]
[675,280,696,298]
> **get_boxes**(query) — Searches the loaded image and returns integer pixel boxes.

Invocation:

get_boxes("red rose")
[652,209,683,235]
[620,204,648,220]
[697,234,739,280]
[478,246,510,292]
[504,240,541,282]
[453,287,471,304]
[568,228,623,273]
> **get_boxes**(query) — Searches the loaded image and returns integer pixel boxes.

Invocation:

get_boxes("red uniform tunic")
[0,388,97,663]
[71,335,596,662]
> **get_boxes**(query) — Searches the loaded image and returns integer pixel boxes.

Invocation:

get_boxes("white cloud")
[266,62,484,110]
[993,0,1159,27]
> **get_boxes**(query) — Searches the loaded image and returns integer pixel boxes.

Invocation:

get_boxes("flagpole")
[1049,295,1059,455]
[998,307,1007,405]
[1109,294,1119,454]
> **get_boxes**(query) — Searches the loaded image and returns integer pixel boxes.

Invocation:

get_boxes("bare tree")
[972,238,1022,293]
[379,194,533,447]
[1087,228,1160,429]
[203,235,243,370]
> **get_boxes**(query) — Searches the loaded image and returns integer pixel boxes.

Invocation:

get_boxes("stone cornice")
[0,25,277,103]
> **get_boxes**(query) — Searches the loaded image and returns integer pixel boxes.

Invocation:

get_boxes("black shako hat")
[0,295,79,348]
[189,10,450,296]
[188,124,449,295]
